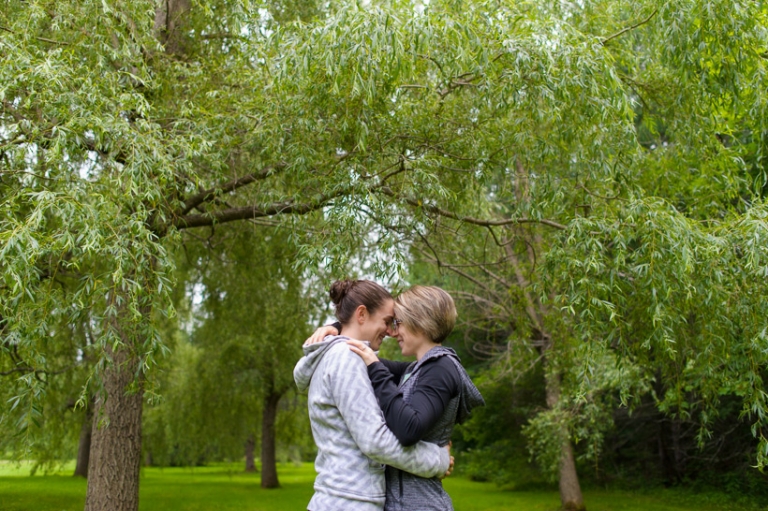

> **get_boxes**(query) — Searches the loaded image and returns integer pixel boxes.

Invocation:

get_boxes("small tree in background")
[143,224,321,487]
[188,225,321,487]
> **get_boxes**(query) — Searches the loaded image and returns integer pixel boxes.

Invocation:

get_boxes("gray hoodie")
[294,336,451,511]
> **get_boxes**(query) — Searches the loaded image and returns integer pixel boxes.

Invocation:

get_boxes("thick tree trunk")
[245,434,257,473]
[84,346,144,511]
[545,369,586,511]
[260,391,282,488]
[73,407,94,478]
[557,439,585,511]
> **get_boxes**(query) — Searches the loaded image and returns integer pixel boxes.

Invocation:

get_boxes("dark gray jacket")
[378,346,485,511]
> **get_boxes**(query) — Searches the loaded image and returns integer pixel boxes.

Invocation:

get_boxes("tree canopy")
[2,1,768,510]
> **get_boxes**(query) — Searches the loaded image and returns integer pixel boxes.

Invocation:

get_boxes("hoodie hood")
[452,356,485,424]
[293,335,350,391]
[413,346,485,424]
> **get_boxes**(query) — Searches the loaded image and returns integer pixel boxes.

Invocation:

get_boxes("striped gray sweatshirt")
[294,336,451,511]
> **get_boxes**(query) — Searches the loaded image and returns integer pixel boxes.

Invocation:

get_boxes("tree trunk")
[153,0,191,55]
[671,417,685,479]
[557,438,585,511]
[260,391,282,488]
[84,345,144,511]
[245,434,257,473]
[545,369,586,511]
[73,406,94,478]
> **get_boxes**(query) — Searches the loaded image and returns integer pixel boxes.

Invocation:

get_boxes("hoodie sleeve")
[328,346,450,478]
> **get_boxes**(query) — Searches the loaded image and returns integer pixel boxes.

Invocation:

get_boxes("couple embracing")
[294,279,485,511]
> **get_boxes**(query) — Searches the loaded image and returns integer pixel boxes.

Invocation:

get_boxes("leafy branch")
[178,163,287,215]
[175,180,374,229]
[380,187,568,230]
[0,25,70,46]
[601,9,658,45]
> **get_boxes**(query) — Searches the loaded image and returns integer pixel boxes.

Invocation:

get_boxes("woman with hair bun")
[294,280,452,511]
[306,285,484,511]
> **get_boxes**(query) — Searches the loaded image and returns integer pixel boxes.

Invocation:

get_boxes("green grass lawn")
[0,461,762,511]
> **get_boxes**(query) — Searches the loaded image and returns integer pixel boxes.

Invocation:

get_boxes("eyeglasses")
[390,318,403,332]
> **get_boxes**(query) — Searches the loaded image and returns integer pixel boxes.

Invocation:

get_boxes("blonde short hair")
[394,286,457,343]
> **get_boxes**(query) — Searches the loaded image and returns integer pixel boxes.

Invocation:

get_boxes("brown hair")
[394,286,456,343]
[330,279,392,325]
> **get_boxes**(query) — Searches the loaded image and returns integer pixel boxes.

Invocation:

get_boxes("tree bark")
[84,346,144,511]
[557,437,585,511]
[545,368,586,511]
[245,434,257,473]
[260,391,282,488]
[73,406,94,478]
[671,417,685,480]
[506,231,586,511]
[153,0,191,55]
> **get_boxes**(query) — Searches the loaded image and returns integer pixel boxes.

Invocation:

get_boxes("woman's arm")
[327,345,451,478]
[368,357,460,447]
[303,322,341,345]
[346,340,410,382]
[346,340,460,446]
[378,358,411,382]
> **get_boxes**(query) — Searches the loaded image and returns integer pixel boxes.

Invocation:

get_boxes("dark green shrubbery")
[452,365,551,490]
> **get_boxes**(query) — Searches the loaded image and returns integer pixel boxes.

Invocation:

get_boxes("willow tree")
[0,307,96,476]
[366,2,768,509]
[4,2,765,511]
[545,0,768,476]
[0,1,554,509]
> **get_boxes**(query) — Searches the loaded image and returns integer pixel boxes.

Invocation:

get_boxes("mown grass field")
[0,461,762,511]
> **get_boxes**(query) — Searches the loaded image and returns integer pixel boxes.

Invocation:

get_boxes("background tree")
[543,0,768,476]
[341,1,768,508]
[0,305,97,477]
[186,224,320,487]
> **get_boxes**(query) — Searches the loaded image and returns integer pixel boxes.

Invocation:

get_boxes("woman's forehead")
[376,299,395,316]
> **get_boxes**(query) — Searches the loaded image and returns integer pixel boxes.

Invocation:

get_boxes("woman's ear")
[354,304,368,324]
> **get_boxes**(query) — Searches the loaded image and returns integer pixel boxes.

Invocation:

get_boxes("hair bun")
[329,280,355,305]
[329,279,392,324]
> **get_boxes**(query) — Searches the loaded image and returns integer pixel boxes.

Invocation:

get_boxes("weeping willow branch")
[175,181,383,229]
[178,163,286,215]
[601,9,658,45]
[0,26,71,46]
[381,187,568,230]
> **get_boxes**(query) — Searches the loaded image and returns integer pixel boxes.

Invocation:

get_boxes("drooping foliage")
[2,0,768,508]
[143,225,320,470]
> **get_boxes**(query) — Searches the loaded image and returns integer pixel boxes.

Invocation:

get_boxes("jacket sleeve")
[328,347,450,478]
[377,359,411,382]
[368,357,460,446]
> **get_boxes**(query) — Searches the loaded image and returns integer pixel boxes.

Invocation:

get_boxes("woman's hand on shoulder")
[347,339,379,366]
[303,325,340,346]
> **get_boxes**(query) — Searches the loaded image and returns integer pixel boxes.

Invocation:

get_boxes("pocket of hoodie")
[367,457,385,473]
[367,458,386,495]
